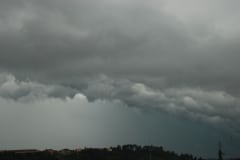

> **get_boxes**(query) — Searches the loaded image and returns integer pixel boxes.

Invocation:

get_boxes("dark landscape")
[0,145,203,160]
[1,144,239,160]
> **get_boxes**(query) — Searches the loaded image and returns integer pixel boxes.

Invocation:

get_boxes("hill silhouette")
[0,144,203,160]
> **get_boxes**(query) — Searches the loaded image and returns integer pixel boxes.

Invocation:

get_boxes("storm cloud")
[1,0,240,156]
[1,73,240,134]
[1,0,240,92]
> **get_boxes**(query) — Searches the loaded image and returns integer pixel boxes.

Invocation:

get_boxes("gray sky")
[0,0,240,158]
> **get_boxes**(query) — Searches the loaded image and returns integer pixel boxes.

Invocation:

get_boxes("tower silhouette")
[218,142,223,160]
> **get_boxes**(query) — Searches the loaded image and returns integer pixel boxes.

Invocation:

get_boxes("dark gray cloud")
[1,73,240,135]
[1,0,240,156]
[83,75,240,134]
[1,0,240,94]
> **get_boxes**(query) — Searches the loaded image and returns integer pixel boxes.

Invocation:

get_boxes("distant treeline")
[0,144,204,160]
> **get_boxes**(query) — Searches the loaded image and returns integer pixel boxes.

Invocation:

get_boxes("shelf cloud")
[1,73,240,135]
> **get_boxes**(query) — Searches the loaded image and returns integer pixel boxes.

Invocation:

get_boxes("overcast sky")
[0,0,240,158]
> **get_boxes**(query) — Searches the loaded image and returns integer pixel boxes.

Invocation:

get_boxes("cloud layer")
[1,73,240,135]
[0,0,240,95]
[83,75,240,133]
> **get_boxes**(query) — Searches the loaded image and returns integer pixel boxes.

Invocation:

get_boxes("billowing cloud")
[1,73,240,135]
[83,75,240,133]
[0,73,77,101]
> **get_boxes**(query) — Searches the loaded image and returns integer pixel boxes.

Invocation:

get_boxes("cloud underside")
[1,0,240,94]
[1,0,240,136]
[1,73,240,134]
